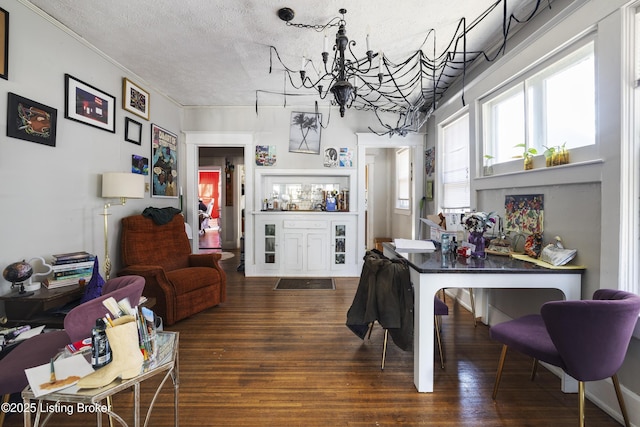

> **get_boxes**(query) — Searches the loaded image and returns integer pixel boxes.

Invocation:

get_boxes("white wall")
[427,0,640,419]
[0,0,182,312]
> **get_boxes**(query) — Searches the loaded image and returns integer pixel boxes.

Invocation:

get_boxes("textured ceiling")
[25,0,541,109]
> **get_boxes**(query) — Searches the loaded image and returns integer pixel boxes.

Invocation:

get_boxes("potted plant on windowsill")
[483,155,494,176]
[515,144,537,170]
[543,142,569,167]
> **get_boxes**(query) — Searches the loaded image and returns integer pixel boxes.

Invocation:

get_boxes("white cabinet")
[282,231,304,272]
[253,213,358,277]
[306,232,329,273]
[256,218,279,271]
[282,220,328,273]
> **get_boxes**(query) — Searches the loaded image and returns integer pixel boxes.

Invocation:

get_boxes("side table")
[22,331,179,427]
[0,285,83,328]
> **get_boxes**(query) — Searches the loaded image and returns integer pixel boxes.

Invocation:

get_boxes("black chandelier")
[275,8,383,119]
[263,2,551,137]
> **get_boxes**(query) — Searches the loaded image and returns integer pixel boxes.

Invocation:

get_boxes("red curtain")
[198,171,220,218]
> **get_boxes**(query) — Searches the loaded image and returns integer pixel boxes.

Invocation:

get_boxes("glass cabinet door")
[334,224,346,265]
[264,223,277,264]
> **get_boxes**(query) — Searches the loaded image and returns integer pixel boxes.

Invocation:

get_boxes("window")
[396,148,410,210]
[441,113,470,211]
[483,39,595,164]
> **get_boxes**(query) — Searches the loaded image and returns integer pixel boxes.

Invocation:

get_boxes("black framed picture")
[7,92,57,147]
[64,74,116,133]
[125,117,142,145]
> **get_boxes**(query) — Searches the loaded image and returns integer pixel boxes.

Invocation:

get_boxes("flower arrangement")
[462,211,497,233]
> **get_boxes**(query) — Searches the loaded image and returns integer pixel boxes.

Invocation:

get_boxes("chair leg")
[492,344,509,399]
[0,394,9,427]
[612,374,631,427]
[381,329,389,371]
[366,322,375,340]
[579,381,585,427]
[530,358,538,381]
[469,288,477,327]
[434,315,445,369]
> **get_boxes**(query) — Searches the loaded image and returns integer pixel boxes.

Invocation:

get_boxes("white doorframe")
[184,132,254,265]
[356,132,425,270]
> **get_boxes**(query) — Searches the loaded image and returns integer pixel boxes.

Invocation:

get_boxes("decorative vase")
[468,231,486,258]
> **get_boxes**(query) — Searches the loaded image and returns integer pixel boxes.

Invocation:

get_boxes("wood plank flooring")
[5,252,622,426]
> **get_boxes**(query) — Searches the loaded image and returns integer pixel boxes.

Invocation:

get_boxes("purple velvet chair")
[490,289,640,427]
[0,275,144,427]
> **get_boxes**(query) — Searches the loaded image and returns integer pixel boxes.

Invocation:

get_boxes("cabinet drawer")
[283,220,327,229]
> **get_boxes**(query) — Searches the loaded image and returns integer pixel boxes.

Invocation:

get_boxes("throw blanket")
[142,207,182,225]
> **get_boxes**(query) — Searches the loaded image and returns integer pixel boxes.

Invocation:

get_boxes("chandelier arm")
[345,42,374,75]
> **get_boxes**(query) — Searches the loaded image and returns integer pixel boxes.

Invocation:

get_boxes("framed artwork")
[504,194,544,235]
[425,147,435,176]
[122,78,150,120]
[289,112,321,154]
[64,74,116,133]
[323,148,338,167]
[426,180,434,201]
[124,117,142,145]
[256,145,277,166]
[132,154,149,175]
[0,7,8,80]
[339,148,352,167]
[7,93,57,147]
[151,123,178,198]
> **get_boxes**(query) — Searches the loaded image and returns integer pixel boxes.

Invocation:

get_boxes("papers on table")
[25,354,94,397]
[393,238,436,251]
[13,325,45,342]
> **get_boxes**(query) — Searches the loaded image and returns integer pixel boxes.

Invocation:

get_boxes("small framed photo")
[132,154,149,175]
[122,78,150,120]
[7,92,57,147]
[124,117,142,145]
[64,74,116,133]
[289,112,321,154]
[0,7,8,80]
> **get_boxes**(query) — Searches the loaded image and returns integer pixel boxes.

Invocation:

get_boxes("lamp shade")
[101,172,144,199]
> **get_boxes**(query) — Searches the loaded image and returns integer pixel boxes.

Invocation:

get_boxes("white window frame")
[440,112,470,213]
[395,148,411,212]
[480,34,597,174]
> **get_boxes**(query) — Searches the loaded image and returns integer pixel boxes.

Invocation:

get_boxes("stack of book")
[45,251,96,289]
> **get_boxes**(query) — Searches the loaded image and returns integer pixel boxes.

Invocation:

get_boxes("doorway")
[198,169,221,250]
[197,146,245,252]
[356,133,424,265]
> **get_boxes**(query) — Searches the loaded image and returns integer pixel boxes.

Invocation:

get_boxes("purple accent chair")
[0,276,144,427]
[490,289,640,427]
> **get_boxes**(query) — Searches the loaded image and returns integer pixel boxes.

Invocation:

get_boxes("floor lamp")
[101,172,144,279]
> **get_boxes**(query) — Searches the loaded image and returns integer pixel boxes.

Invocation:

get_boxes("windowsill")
[474,159,604,190]
[394,208,411,216]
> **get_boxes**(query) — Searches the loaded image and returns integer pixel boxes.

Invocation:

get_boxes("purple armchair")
[0,276,144,426]
[490,289,640,427]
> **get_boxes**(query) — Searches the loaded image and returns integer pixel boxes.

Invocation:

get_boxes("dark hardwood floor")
[5,252,622,426]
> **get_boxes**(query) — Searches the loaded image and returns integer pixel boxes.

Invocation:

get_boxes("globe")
[3,260,34,284]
